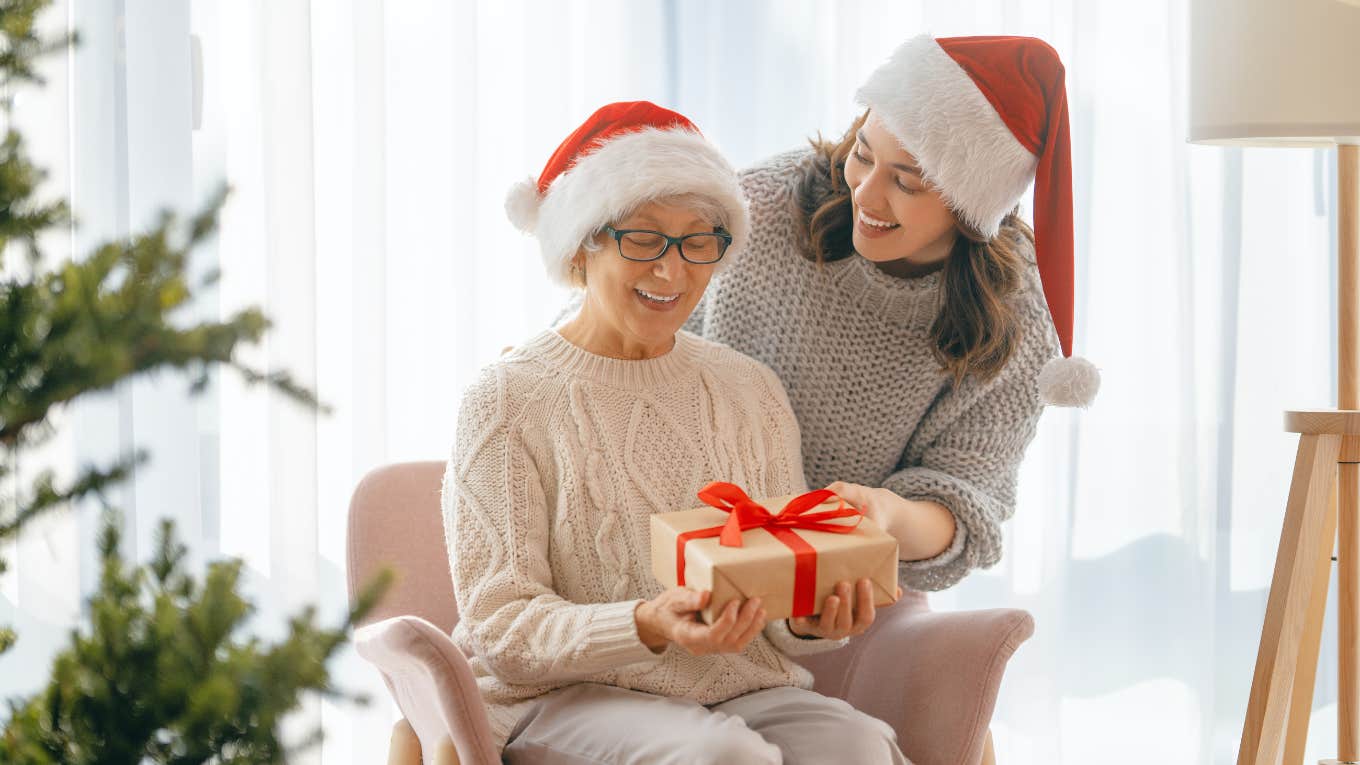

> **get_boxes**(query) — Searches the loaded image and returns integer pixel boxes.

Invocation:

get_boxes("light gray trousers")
[502,682,912,764]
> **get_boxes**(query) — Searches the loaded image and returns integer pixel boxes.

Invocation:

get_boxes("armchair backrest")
[346,461,460,633]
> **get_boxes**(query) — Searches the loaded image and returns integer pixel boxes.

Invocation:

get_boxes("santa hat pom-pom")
[1038,355,1100,408]
[505,178,541,233]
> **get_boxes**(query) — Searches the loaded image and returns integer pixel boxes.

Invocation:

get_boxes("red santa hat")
[856,35,1099,408]
[506,101,749,287]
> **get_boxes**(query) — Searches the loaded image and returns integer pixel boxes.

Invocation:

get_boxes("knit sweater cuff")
[763,618,850,656]
[882,468,983,591]
[583,599,668,670]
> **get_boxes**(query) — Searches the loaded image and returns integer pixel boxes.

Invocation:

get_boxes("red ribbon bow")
[675,482,863,617]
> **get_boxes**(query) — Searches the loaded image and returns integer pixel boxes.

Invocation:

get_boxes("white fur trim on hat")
[1038,355,1100,408]
[855,34,1037,240]
[505,177,541,233]
[517,128,750,287]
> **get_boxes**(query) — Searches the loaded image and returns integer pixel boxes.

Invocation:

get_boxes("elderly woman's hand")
[786,578,904,640]
[635,587,766,656]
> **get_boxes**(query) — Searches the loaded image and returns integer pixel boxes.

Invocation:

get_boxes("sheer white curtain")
[1,1,1346,763]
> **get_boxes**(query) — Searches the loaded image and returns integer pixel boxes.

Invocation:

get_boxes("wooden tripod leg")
[1282,479,1339,764]
[1239,433,1343,765]
[1340,460,1360,760]
[1339,144,1360,762]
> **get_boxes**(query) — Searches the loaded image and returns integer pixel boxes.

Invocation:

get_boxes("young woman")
[685,34,1099,594]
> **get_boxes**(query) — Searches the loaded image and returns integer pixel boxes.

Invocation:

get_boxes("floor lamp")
[1188,1,1360,763]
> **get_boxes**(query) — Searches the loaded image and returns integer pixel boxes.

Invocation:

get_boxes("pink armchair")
[347,461,1032,765]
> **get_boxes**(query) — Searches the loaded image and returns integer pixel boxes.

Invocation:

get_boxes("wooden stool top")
[1285,410,1360,435]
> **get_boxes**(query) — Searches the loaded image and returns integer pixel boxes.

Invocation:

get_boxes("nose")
[852,167,890,212]
[650,244,685,281]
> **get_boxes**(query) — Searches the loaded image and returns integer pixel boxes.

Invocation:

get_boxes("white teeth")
[858,209,899,229]
[636,289,680,303]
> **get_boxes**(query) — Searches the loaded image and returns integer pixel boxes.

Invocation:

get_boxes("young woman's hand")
[785,578,903,640]
[826,480,958,562]
[635,587,766,656]
[824,481,904,536]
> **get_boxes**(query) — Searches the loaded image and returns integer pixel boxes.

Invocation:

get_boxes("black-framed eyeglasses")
[603,225,732,265]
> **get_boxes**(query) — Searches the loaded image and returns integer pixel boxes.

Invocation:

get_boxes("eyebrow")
[857,130,923,176]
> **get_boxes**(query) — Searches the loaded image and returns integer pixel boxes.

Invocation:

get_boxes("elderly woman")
[443,102,910,764]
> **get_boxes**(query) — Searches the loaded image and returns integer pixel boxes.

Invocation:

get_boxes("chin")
[851,231,902,263]
[627,313,683,342]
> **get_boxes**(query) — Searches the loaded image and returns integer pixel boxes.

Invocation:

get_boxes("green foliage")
[0,0,393,759]
[0,0,323,541]
[0,0,74,269]
[0,186,329,540]
[0,515,392,764]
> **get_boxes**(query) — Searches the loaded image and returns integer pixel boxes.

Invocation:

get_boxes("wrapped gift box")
[650,482,900,625]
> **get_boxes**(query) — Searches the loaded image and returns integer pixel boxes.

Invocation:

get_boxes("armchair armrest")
[355,615,501,765]
[797,601,1033,765]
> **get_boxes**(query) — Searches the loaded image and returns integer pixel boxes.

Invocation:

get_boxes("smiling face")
[567,199,724,358]
[842,112,960,272]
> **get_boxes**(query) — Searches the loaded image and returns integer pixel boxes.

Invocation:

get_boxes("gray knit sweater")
[687,149,1057,591]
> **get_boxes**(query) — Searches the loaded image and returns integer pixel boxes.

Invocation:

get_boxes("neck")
[557,300,676,360]
[872,230,956,279]
[874,256,947,280]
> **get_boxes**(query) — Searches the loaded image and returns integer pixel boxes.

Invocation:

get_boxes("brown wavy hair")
[795,111,1034,386]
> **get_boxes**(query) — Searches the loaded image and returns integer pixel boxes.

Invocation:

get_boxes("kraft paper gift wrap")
[650,482,900,625]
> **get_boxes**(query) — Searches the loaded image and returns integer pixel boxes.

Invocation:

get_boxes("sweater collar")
[826,254,943,329]
[523,328,705,390]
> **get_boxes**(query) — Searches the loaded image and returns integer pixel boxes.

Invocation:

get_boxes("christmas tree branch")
[0,3,392,758]
[0,451,145,540]
[0,513,393,763]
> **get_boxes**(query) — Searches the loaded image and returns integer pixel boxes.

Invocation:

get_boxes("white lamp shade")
[1189,0,1360,146]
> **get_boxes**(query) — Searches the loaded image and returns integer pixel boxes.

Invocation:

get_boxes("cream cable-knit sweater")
[442,328,849,750]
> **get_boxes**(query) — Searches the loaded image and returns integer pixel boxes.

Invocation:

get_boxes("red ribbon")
[675,482,863,617]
